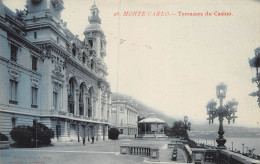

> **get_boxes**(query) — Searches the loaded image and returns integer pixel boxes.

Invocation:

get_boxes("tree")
[171,121,188,138]
[165,121,189,138]
[108,127,120,140]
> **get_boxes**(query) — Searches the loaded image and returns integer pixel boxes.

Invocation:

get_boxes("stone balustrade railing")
[219,150,260,164]
[189,147,260,164]
[120,144,159,160]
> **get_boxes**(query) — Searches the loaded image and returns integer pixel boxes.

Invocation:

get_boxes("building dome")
[84,23,104,35]
[138,113,166,124]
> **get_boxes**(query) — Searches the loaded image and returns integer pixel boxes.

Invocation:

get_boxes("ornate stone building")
[0,0,111,142]
[111,94,138,135]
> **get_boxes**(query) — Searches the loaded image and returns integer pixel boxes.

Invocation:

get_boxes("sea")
[191,137,260,155]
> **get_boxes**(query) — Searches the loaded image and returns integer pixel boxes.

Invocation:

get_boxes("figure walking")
[83,137,85,146]
[91,136,94,144]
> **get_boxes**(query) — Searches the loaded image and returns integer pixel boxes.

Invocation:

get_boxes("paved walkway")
[159,144,186,163]
[0,138,189,164]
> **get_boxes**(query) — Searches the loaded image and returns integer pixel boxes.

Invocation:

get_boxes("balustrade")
[120,145,159,160]
[129,146,151,156]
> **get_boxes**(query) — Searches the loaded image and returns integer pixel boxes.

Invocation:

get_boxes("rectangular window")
[32,56,37,71]
[57,37,59,44]
[11,45,18,62]
[53,91,58,109]
[12,118,16,129]
[34,32,37,39]
[31,87,38,108]
[9,80,18,104]
[88,40,93,47]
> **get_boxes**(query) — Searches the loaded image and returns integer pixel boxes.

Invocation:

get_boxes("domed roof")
[138,113,166,124]
[84,23,104,34]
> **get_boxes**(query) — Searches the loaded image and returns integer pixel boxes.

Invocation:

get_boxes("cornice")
[0,56,42,78]
[0,22,42,54]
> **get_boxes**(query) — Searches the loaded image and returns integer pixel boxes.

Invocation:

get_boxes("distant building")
[111,94,138,135]
[0,0,111,142]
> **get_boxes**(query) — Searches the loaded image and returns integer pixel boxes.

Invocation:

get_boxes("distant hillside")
[112,92,175,125]
[189,123,260,139]
[111,93,260,138]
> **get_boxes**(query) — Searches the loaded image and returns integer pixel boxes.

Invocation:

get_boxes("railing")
[219,150,260,164]
[129,146,151,156]
[183,144,192,163]
[120,144,159,160]
[188,148,260,164]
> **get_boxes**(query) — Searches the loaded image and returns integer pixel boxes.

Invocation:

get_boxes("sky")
[3,0,260,127]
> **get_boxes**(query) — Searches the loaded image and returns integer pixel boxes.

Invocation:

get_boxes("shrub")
[33,123,54,145]
[10,125,33,147]
[108,127,120,140]
[0,132,9,141]
[10,123,54,148]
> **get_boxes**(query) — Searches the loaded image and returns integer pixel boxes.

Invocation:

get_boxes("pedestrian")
[83,137,85,146]
[91,136,94,144]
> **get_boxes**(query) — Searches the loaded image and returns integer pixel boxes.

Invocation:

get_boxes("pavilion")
[137,113,167,138]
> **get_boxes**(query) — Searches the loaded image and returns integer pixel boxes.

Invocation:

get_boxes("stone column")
[84,92,88,117]
[97,124,103,141]
[104,125,108,140]
[75,89,80,116]
[95,124,99,141]
[93,97,98,118]
[97,88,102,120]
[66,83,70,113]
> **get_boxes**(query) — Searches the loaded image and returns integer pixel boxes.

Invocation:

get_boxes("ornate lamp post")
[249,47,260,107]
[206,83,238,149]
[184,116,191,131]
[183,116,191,139]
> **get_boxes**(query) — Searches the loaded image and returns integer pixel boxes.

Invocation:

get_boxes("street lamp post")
[183,116,191,139]
[249,47,260,107]
[184,116,191,131]
[232,142,233,151]
[206,83,238,149]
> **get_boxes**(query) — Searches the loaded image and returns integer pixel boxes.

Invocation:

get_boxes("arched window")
[72,44,76,57]
[69,78,74,97]
[91,59,94,70]
[79,83,84,116]
[68,78,75,114]
[82,54,86,64]
[88,87,93,117]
